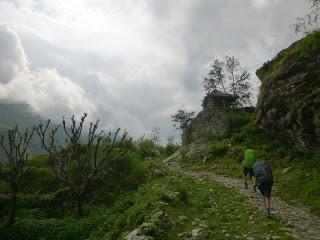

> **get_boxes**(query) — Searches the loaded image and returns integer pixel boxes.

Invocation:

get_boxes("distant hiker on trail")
[253,160,274,217]
[242,148,256,190]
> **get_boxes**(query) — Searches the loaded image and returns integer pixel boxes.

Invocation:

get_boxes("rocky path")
[166,161,320,240]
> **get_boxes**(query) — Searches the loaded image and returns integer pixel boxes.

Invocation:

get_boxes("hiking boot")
[251,186,257,193]
[267,208,271,217]
[263,208,271,217]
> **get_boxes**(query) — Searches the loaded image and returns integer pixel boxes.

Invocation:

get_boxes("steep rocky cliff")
[255,32,320,149]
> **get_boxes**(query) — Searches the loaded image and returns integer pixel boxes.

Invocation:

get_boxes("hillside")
[0,102,43,155]
[0,102,63,156]
[0,102,43,130]
[0,34,320,240]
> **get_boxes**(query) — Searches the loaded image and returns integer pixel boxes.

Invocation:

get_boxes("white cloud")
[0,0,309,140]
[0,23,96,121]
[0,23,27,83]
[251,0,281,9]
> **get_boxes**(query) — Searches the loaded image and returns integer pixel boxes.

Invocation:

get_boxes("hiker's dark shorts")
[243,167,254,178]
[258,182,273,198]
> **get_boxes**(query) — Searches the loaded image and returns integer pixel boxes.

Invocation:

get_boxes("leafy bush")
[28,155,49,168]
[16,208,46,219]
[135,138,157,159]
[0,217,97,240]
[224,109,251,131]
[299,30,320,56]
[20,167,59,194]
[165,143,179,156]
[17,188,72,218]
[0,180,10,193]
[177,187,189,204]
[206,142,229,160]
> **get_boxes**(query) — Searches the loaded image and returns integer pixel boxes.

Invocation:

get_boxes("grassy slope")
[179,123,320,216]
[114,171,292,240]
[256,30,320,81]
[0,153,294,240]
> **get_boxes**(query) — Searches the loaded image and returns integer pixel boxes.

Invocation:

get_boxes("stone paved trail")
[165,161,320,240]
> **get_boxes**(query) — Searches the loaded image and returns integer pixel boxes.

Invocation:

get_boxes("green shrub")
[16,208,46,219]
[165,144,179,156]
[17,188,72,218]
[136,138,157,159]
[20,167,59,194]
[224,109,251,131]
[0,180,10,193]
[299,30,320,56]
[0,217,96,240]
[177,187,189,204]
[29,155,49,168]
[206,142,228,160]
[240,122,261,135]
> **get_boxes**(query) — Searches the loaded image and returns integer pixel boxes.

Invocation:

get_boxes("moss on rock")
[255,32,320,150]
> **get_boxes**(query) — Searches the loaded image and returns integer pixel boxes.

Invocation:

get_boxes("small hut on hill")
[202,90,238,109]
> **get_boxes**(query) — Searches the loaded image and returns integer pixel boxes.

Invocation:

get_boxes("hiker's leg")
[265,185,272,216]
[262,196,267,209]
[265,196,271,216]
[244,175,248,188]
[249,169,254,185]
[252,176,257,192]
[265,196,271,209]
[243,168,248,188]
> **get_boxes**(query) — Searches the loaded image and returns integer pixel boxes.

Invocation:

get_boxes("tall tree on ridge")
[203,56,251,106]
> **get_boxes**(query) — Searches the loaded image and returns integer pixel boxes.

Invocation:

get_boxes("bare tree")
[0,126,35,226]
[311,0,320,7]
[295,0,320,34]
[37,113,129,217]
[149,126,161,155]
[150,127,160,146]
[203,56,251,106]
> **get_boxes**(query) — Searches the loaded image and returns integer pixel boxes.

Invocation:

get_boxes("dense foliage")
[0,130,177,239]
[171,109,195,131]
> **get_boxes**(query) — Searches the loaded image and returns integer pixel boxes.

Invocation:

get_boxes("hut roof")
[207,90,238,100]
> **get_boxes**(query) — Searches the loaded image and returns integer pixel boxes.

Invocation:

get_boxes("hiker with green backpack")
[242,148,257,190]
[253,160,274,217]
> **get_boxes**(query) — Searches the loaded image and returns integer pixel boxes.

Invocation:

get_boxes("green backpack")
[243,149,256,168]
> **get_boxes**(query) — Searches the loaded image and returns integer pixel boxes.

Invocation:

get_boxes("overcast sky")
[0,0,309,141]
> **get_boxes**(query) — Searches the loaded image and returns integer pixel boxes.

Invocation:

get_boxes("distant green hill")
[0,102,60,157]
[0,102,43,129]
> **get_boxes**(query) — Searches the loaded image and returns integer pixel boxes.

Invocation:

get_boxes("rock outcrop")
[182,108,251,145]
[255,32,320,149]
[182,109,228,144]
[125,210,173,240]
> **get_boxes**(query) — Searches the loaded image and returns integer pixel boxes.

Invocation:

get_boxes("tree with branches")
[295,0,320,34]
[36,113,129,217]
[203,58,226,93]
[311,0,320,7]
[203,56,251,106]
[150,127,161,155]
[171,109,195,132]
[0,126,35,225]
